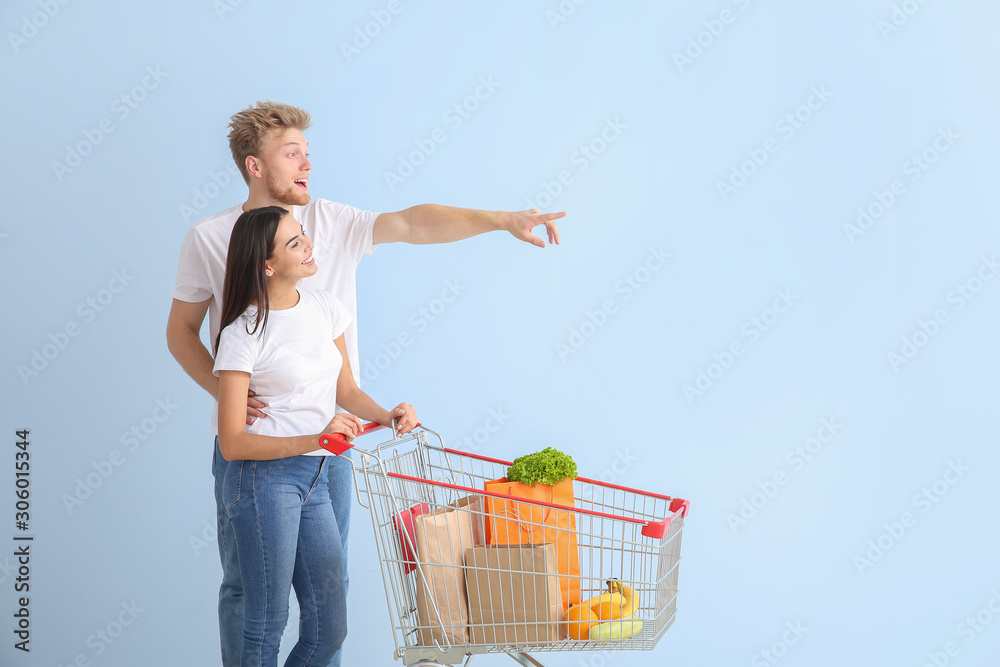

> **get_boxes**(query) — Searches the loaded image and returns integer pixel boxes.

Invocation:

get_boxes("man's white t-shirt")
[213,289,351,456]
[172,199,378,433]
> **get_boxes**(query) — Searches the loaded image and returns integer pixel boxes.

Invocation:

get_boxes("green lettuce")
[506,447,578,487]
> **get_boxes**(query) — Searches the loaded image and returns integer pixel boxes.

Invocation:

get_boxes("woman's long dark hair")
[214,206,288,355]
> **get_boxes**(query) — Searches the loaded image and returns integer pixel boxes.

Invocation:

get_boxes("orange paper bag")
[483,477,580,610]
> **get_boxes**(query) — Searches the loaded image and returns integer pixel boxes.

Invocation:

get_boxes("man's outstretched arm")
[373,205,565,247]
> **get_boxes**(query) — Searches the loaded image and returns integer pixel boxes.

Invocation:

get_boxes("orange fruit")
[595,601,624,621]
[566,603,599,640]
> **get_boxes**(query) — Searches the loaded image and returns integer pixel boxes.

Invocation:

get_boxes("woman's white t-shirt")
[213,288,352,456]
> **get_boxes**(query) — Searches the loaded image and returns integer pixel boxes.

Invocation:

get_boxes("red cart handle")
[318,420,422,456]
[318,421,387,456]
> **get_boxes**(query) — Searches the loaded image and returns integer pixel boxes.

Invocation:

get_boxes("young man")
[166,101,564,667]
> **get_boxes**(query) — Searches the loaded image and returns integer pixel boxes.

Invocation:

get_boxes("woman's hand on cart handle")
[321,413,365,442]
[318,420,389,455]
[317,411,419,455]
[385,403,418,436]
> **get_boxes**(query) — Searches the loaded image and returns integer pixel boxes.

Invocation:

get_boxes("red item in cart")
[392,502,430,574]
[482,477,581,610]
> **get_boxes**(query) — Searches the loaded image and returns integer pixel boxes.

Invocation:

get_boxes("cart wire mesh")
[328,426,687,666]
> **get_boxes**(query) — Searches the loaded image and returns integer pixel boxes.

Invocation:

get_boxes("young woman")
[213,205,417,667]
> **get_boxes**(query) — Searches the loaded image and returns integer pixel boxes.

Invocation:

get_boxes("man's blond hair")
[227,101,312,183]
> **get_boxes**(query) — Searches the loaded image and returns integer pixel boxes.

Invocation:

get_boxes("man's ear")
[246,155,263,180]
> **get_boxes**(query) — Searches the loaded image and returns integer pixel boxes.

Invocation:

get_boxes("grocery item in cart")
[392,502,429,574]
[465,543,566,645]
[412,496,481,646]
[483,476,581,610]
[574,580,645,642]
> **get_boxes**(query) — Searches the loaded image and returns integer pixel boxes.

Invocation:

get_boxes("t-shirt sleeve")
[173,225,213,303]
[213,322,257,377]
[317,200,379,264]
[329,297,353,340]
[312,290,354,340]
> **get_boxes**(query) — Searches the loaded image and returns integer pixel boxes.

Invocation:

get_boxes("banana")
[606,579,639,617]
[579,589,626,612]
[589,617,644,642]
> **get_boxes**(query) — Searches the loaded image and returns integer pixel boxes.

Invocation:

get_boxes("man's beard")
[266,172,310,206]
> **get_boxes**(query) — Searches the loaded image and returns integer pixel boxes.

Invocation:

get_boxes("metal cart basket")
[320,424,688,667]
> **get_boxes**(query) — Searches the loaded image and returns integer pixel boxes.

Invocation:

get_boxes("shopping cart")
[320,423,688,667]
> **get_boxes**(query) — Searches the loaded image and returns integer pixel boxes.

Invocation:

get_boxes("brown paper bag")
[464,543,566,646]
[451,494,486,547]
[412,498,479,646]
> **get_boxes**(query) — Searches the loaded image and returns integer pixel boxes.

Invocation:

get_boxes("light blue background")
[3,1,999,665]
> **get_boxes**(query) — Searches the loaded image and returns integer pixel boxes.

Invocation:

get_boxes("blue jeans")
[214,441,353,667]
[222,454,346,667]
